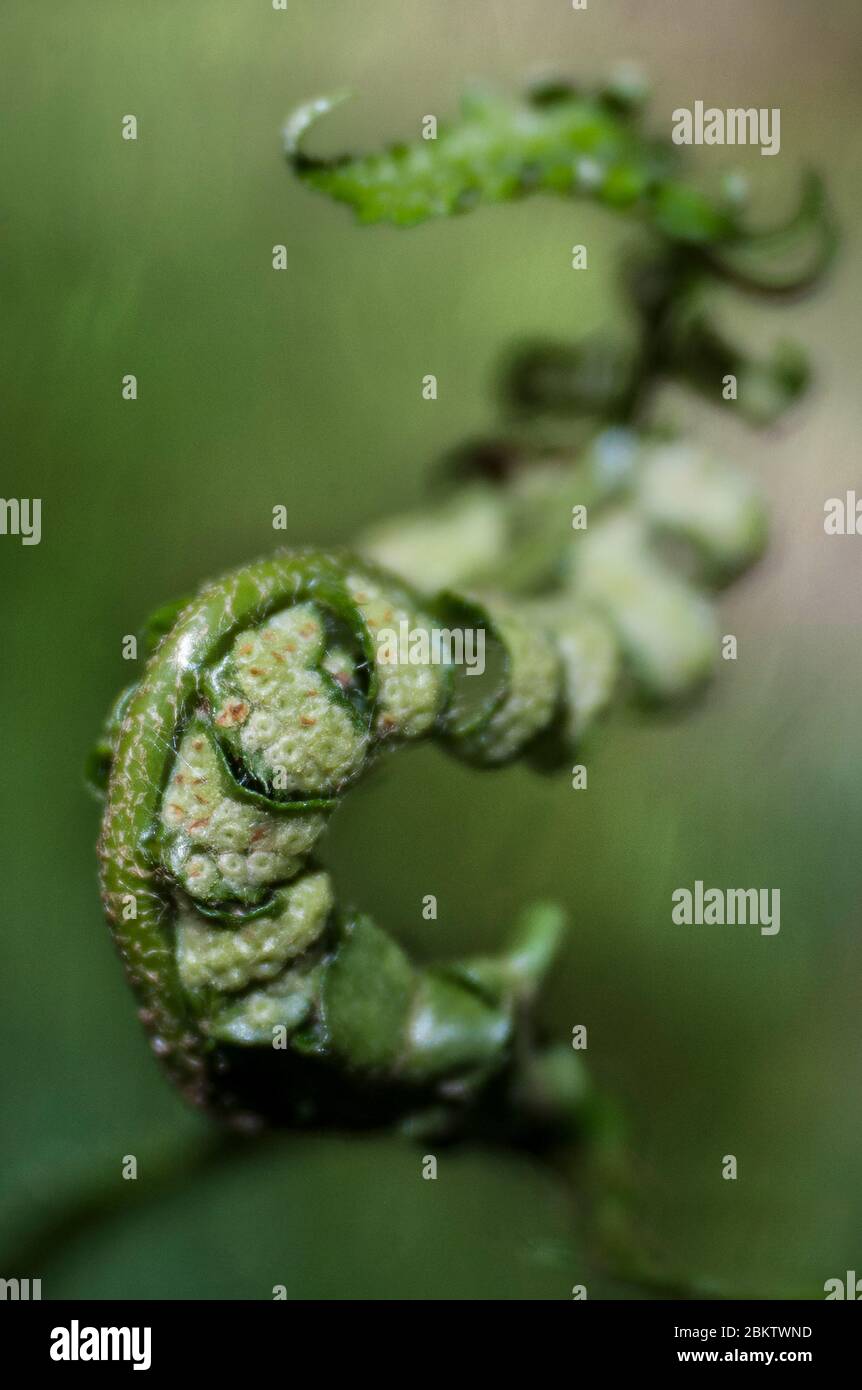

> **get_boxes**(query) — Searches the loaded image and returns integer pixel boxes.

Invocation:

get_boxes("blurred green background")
[2,0,861,1299]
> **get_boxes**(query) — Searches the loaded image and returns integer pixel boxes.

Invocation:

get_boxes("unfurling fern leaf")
[93,71,831,1158]
[94,434,763,1135]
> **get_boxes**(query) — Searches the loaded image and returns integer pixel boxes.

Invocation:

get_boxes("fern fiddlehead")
[95,437,763,1136]
[93,70,832,1163]
[96,551,581,1131]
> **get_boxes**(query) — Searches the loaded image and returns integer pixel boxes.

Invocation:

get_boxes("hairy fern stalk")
[94,72,833,1143]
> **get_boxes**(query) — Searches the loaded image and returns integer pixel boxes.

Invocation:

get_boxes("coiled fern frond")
[94,432,762,1135]
[92,70,832,1153]
[95,552,580,1131]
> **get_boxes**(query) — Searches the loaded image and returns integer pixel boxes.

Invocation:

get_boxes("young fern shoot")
[94,71,833,1151]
